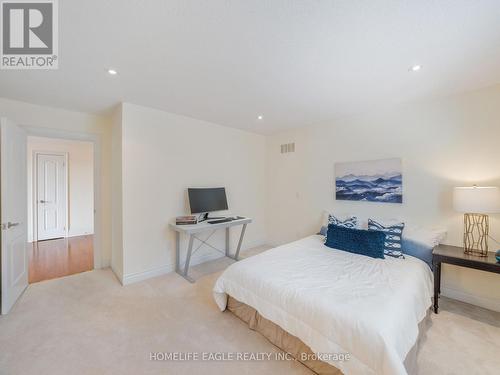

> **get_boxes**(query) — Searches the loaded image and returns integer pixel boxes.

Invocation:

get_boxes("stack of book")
[175,215,197,225]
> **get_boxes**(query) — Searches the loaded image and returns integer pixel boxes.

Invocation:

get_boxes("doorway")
[28,136,94,283]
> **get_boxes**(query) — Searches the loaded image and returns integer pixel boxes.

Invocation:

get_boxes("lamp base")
[463,213,489,257]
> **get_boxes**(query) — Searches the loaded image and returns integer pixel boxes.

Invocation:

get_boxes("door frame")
[32,151,69,242]
[23,126,103,270]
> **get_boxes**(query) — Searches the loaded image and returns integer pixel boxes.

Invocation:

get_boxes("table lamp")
[453,186,500,256]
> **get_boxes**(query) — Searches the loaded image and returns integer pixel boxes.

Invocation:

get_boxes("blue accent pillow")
[318,225,328,236]
[368,219,405,258]
[325,224,386,259]
[402,238,433,269]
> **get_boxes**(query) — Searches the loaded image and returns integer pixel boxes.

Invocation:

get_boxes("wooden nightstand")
[432,244,500,313]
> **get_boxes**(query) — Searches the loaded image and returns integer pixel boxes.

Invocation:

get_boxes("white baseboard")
[28,232,95,243]
[122,264,174,285]
[121,240,267,286]
[441,287,500,313]
[121,254,228,286]
[111,266,124,285]
[67,231,94,238]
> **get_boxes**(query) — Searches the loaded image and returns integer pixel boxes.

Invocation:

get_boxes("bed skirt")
[226,295,430,375]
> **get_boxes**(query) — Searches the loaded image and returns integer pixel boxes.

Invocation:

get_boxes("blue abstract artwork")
[335,158,402,203]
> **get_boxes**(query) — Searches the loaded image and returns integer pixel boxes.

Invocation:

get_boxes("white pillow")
[403,226,447,248]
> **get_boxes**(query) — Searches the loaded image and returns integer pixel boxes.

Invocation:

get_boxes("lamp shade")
[453,186,500,214]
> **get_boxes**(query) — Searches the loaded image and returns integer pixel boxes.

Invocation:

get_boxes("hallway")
[29,235,94,283]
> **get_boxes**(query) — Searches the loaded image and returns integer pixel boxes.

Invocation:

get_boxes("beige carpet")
[0,247,499,375]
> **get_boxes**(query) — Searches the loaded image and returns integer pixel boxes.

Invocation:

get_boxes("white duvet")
[213,235,433,375]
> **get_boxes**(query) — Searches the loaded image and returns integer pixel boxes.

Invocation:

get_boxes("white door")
[1,118,28,315]
[36,153,67,241]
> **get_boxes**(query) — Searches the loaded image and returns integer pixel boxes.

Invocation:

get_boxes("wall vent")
[280,143,295,154]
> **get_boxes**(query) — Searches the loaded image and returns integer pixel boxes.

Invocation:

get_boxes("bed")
[213,235,433,375]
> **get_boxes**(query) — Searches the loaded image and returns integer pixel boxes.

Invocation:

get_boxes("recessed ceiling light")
[257,115,263,120]
[410,65,422,72]
[108,69,118,75]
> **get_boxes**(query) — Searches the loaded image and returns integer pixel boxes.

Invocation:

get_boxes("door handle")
[39,200,50,203]
[1,222,20,230]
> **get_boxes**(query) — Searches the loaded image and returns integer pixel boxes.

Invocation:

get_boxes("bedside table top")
[433,244,500,273]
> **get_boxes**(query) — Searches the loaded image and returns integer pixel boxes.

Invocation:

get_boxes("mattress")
[213,235,433,375]
[226,296,429,375]
[227,296,342,374]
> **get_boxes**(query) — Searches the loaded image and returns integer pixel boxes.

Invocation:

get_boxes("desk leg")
[233,224,247,261]
[433,263,441,314]
[178,234,195,283]
[225,227,230,257]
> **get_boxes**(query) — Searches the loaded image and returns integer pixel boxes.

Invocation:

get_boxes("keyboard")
[207,218,234,224]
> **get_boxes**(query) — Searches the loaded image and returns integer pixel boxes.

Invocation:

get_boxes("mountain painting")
[335,158,402,203]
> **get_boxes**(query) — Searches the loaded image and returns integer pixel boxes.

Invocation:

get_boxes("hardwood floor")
[29,235,94,283]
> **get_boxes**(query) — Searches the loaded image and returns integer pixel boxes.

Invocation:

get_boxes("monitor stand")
[198,213,225,222]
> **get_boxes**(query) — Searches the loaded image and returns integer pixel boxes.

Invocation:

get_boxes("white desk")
[169,217,252,283]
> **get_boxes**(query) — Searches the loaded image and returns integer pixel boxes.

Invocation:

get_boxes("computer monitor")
[188,187,228,217]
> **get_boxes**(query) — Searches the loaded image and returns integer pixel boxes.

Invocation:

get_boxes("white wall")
[117,103,268,283]
[0,97,112,267]
[266,84,500,312]
[111,105,123,280]
[27,136,94,241]
[3,87,499,312]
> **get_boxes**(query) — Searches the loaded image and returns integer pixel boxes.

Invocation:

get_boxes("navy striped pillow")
[328,214,357,228]
[368,219,405,258]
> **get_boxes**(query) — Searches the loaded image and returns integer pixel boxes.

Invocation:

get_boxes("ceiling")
[1,0,500,134]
